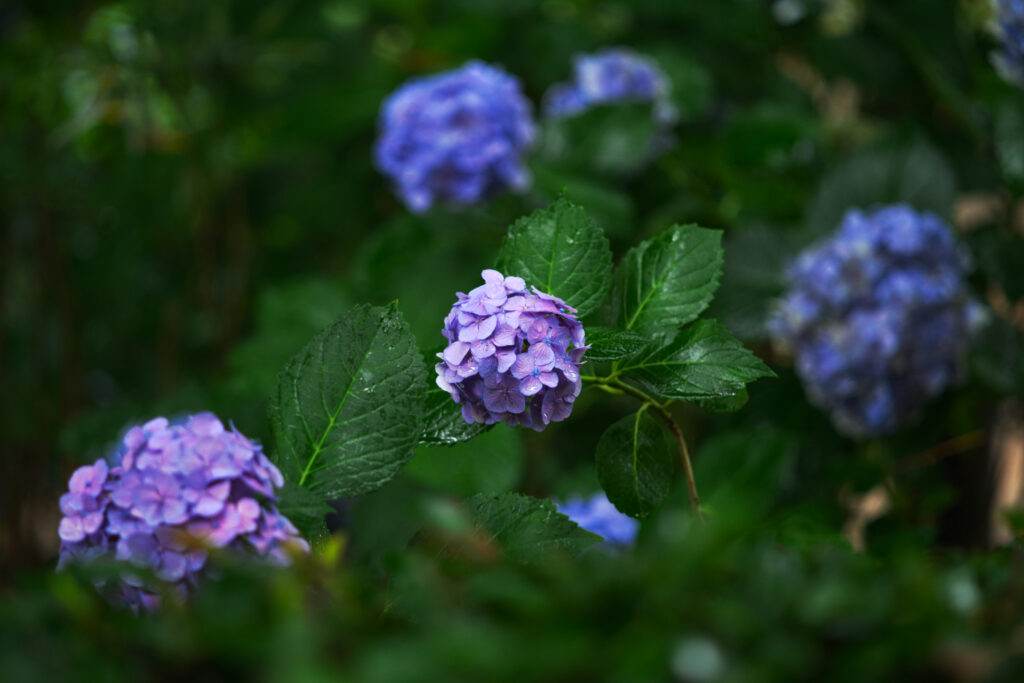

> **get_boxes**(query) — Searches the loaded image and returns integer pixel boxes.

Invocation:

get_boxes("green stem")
[582,374,703,518]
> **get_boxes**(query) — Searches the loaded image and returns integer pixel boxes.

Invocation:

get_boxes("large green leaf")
[607,223,723,339]
[277,482,333,548]
[595,409,673,518]
[584,326,651,362]
[268,303,428,499]
[617,319,774,401]
[420,385,490,446]
[465,493,602,563]
[496,197,613,317]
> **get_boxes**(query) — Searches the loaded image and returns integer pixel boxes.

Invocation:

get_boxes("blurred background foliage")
[6,0,1024,679]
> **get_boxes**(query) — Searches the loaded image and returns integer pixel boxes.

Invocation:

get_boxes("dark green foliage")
[607,224,723,339]
[595,409,673,517]
[465,493,602,562]
[497,197,613,316]
[269,303,427,499]
[618,320,775,401]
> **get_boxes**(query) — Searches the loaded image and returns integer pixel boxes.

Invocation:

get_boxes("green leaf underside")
[584,326,651,362]
[420,385,490,446]
[595,410,673,518]
[608,223,723,339]
[277,482,333,547]
[618,319,775,401]
[465,493,602,563]
[269,303,427,499]
[497,197,613,317]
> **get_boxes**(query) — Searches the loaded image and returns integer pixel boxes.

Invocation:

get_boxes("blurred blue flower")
[435,269,587,432]
[994,0,1024,86]
[58,413,309,610]
[543,48,676,124]
[769,205,977,437]
[556,492,638,546]
[374,61,535,212]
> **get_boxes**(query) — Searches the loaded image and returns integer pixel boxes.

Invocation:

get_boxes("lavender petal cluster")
[435,269,587,432]
[543,48,676,124]
[556,492,639,546]
[58,413,309,609]
[769,205,976,438]
[374,61,535,213]
[994,0,1024,86]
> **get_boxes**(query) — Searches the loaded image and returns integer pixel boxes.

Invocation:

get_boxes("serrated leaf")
[693,388,749,413]
[617,319,775,401]
[269,303,427,499]
[585,326,651,362]
[608,223,723,339]
[496,197,613,317]
[465,493,601,563]
[595,409,673,518]
[420,386,490,446]
[277,482,333,548]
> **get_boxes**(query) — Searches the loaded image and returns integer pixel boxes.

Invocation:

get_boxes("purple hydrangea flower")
[57,413,309,610]
[543,48,676,124]
[994,1,1024,86]
[556,492,639,546]
[769,205,977,438]
[374,61,535,212]
[436,269,588,432]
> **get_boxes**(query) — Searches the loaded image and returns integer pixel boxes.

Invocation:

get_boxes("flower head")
[556,492,638,546]
[436,269,587,432]
[374,61,535,212]
[994,0,1024,86]
[769,205,976,437]
[57,413,308,610]
[543,48,676,124]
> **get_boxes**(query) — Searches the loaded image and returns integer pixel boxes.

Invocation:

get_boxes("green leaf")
[496,197,613,317]
[277,482,333,548]
[465,493,602,563]
[420,386,490,446]
[595,409,673,518]
[693,387,749,413]
[585,326,651,362]
[617,319,775,401]
[268,303,428,499]
[607,223,723,339]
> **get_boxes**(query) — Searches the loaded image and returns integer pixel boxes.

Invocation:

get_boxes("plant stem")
[582,374,703,518]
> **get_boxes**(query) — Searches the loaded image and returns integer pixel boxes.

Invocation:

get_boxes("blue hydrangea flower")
[543,48,676,124]
[556,492,639,546]
[58,413,309,610]
[435,269,587,432]
[374,61,535,212]
[994,0,1024,86]
[769,205,976,438]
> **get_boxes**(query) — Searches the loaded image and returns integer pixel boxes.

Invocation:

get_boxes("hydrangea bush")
[770,205,976,437]
[543,48,676,124]
[434,269,587,432]
[994,0,1024,85]
[373,61,535,212]
[58,413,308,609]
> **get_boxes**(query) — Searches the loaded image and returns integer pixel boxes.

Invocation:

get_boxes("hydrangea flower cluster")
[769,205,976,437]
[543,48,676,124]
[374,61,535,212]
[435,269,587,432]
[58,413,308,610]
[556,492,639,546]
[994,0,1024,86]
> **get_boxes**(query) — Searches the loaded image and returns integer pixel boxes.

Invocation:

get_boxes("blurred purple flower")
[769,205,977,437]
[374,61,535,212]
[57,412,309,610]
[556,491,638,547]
